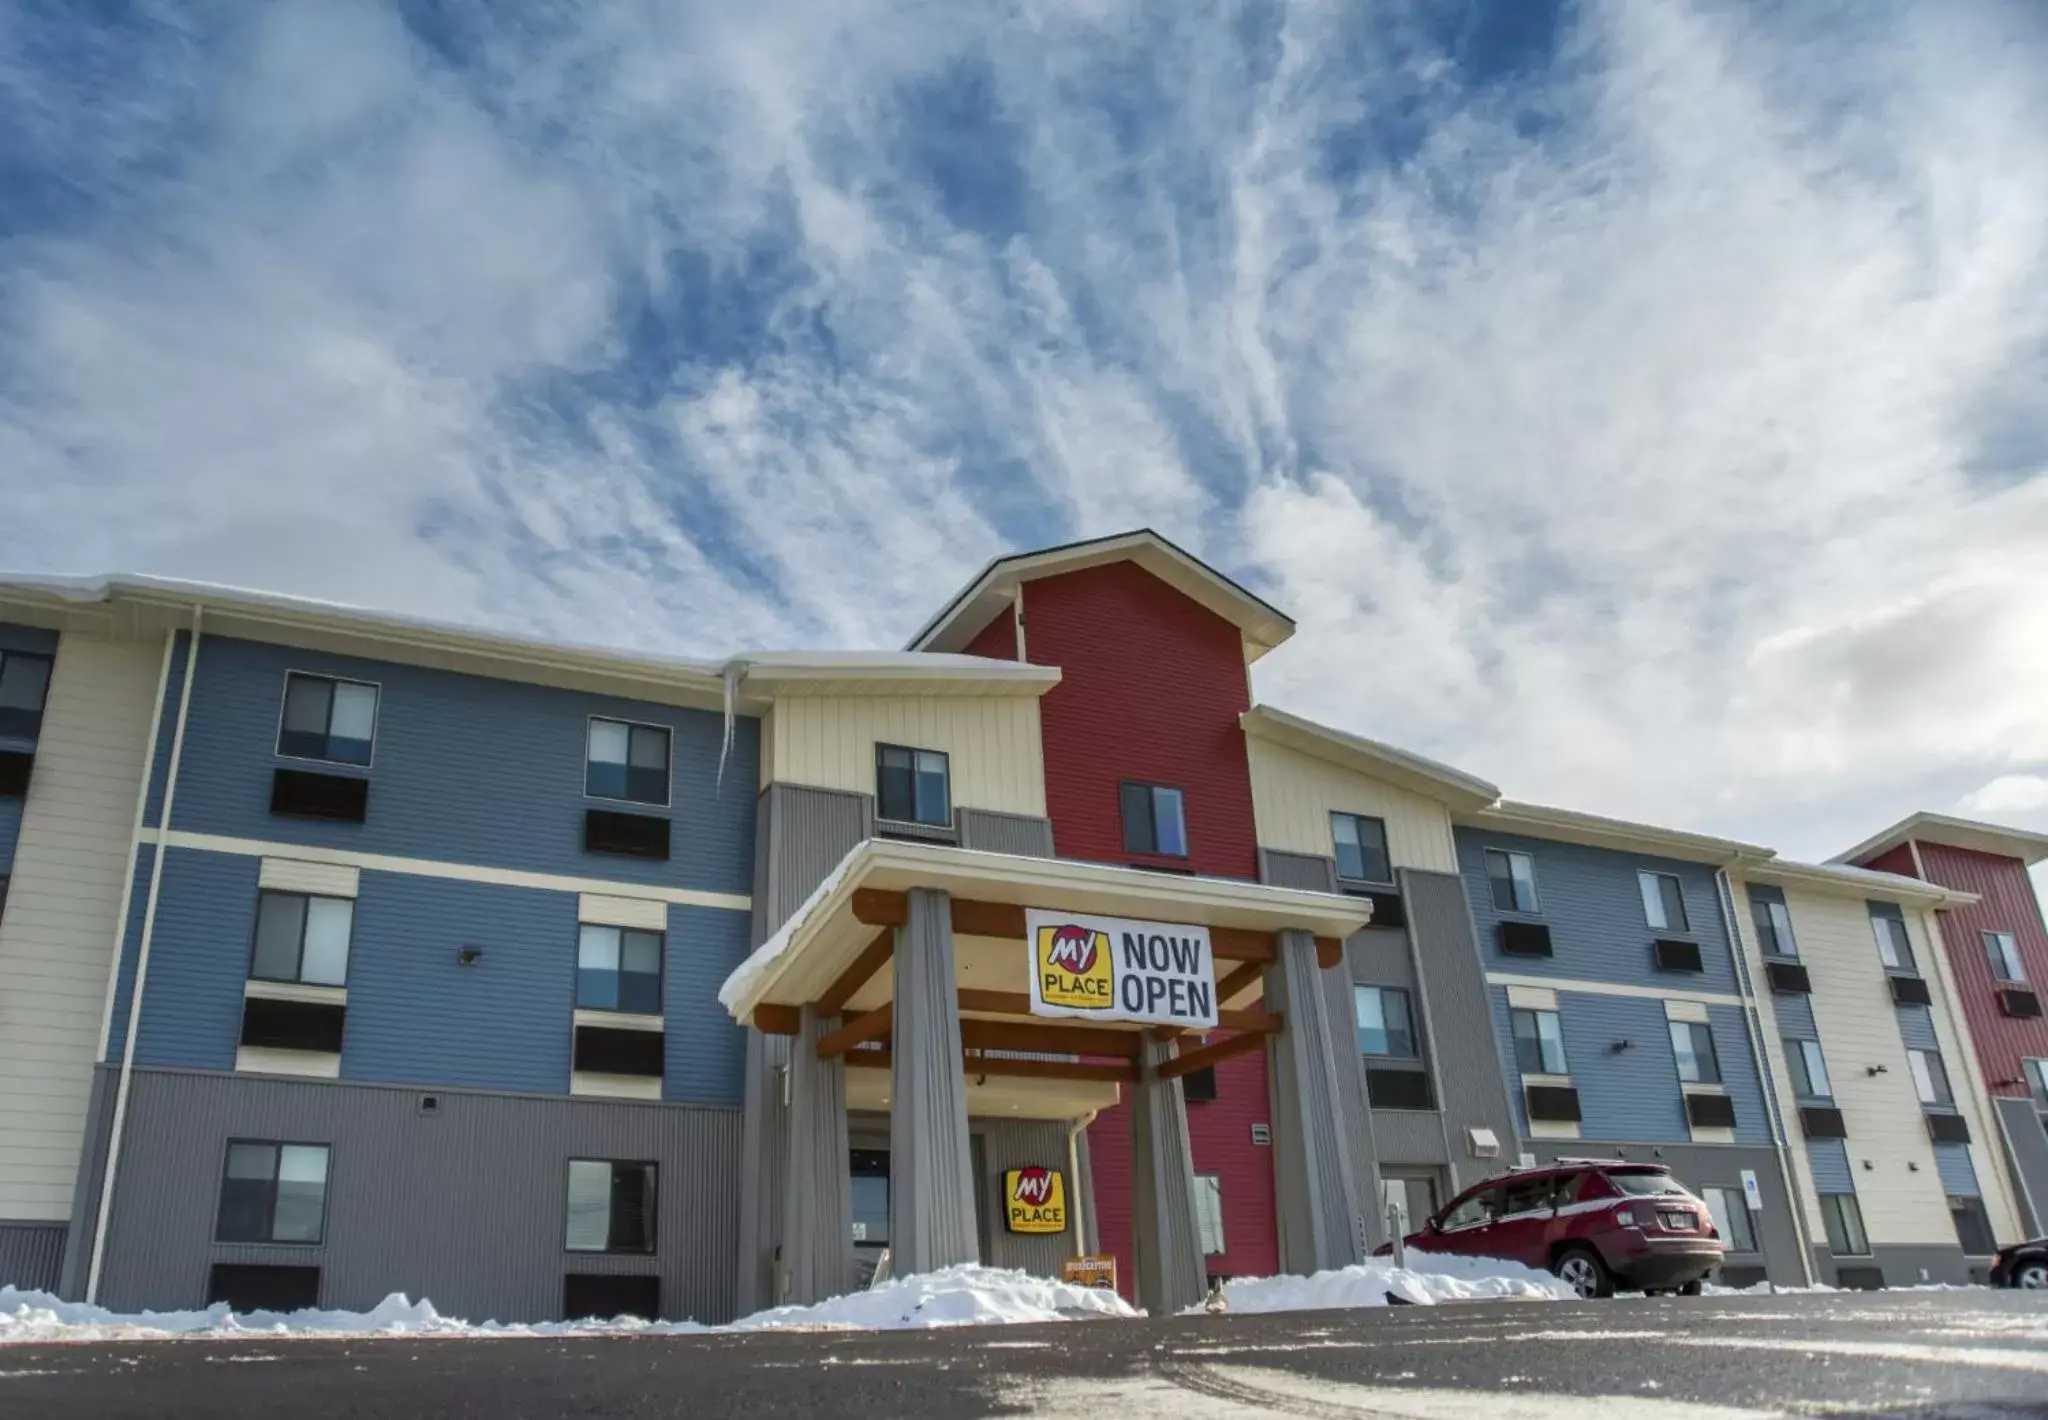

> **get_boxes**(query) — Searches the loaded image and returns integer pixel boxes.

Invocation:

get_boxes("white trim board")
[138,828,751,913]
[1486,972,1745,1008]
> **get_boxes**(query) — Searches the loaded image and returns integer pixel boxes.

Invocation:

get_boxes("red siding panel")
[1915,843,2048,1097]
[1864,844,1920,879]
[961,604,1016,661]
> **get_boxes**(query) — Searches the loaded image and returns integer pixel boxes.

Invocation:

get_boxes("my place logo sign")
[1004,1166,1068,1235]
[1026,909,1218,1029]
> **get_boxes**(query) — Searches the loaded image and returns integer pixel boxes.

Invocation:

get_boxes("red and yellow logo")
[1036,923,1114,1011]
[1004,1166,1068,1235]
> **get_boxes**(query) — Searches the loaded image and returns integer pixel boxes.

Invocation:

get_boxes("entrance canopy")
[719,840,1373,1120]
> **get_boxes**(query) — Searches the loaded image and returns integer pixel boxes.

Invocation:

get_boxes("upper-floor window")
[1354,985,1417,1058]
[1511,1007,1567,1075]
[1331,813,1392,885]
[1639,871,1690,933]
[1486,849,1539,913]
[1984,931,2026,983]
[1907,1048,1953,1107]
[1869,902,1915,972]
[1820,1192,1869,1256]
[577,924,663,1015]
[1749,885,1798,958]
[586,718,670,806]
[216,1140,330,1244]
[876,744,950,826]
[1120,782,1188,857]
[250,890,353,987]
[1668,1020,1721,1084]
[566,1159,656,1253]
[2025,1059,2048,1110]
[0,650,54,741]
[278,672,378,766]
[1702,1185,1757,1253]
[1784,1037,1832,1099]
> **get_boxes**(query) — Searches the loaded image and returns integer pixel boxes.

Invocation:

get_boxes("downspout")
[1913,896,2018,1246]
[93,632,176,1061]
[86,607,201,1303]
[1066,1110,1097,1254]
[1716,861,1816,1287]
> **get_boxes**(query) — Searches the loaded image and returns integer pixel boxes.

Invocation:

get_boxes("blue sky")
[4,0,2048,869]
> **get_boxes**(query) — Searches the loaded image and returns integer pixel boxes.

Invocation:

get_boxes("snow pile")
[0,1266,1132,1344]
[1210,1255,1573,1314]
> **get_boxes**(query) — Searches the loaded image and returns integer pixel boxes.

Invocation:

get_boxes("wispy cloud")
[2,0,2046,869]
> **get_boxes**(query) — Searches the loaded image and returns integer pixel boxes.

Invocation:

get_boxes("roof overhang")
[1241,704,1499,811]
[735,652,1060,699]
[1741,858,1977,908]
[906,529,1296,663]
[1457,801,1772,865]
[1834,811,2048,869]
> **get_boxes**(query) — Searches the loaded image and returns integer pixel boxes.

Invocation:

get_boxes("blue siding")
[343,871,578,1092]
[0,623,60,655]
[1934,1142,1980,1197]
[128,847,257,1070]
[1454,828,1740,993]
[141,631,190,830]
[1895,1004,1939,1052]
[164,635,756,895]
[1806,1139,1854,1193]
[1773,994,1817,1038]
[0,794,20,874]
[102,845,159,1062]
[663,904,751,1106]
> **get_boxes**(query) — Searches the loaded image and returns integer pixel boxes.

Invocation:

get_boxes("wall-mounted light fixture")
[459,946,484,966]
[1866,1064,1888,1077]
[1610,1038,1633,1054]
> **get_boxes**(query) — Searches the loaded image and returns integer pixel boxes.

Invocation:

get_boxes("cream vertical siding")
[1916,907,2025,1243]
[1727,886,1825,1240]
[1244,738,1459,874]
[0,631,164,1221]
[1780,886,1955,1249]
[766,696,1046,817]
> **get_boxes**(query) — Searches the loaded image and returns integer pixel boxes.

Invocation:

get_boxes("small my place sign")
[1025,908,1218,1029]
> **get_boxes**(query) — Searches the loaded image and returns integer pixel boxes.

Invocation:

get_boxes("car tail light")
[1614,1203,1645,1229]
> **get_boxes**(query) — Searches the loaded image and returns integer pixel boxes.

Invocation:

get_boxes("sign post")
[1738,1168,1770,1295]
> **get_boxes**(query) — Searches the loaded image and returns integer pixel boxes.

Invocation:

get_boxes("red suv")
[1390,1161,1724,1298]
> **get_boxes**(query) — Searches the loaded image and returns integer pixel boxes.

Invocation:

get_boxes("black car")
[1990,1236,2048,1290]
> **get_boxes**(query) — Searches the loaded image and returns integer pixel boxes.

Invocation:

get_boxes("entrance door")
[850,1148,889,1287]
[1379,1170,1441,1239]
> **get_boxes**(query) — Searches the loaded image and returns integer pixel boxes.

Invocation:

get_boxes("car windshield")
[1605,1170,1683,1197]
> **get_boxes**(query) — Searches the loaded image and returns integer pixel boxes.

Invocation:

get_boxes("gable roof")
[906,529,1296,663]
[1741,856,1976,908]
[1458,800,1772,865]
[1239,704,1499,810]
[1834,811,2048,869]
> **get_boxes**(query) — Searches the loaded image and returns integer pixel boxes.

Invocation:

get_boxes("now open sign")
[1025,908,1218,1029]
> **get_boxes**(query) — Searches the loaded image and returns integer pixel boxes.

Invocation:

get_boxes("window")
[1485,849,1539,913]
[1985,931,2026,983]
[2026,1059,2048,1110]
[1639,872,1689,932]
[586,719,670,806]
[1869,904,1915,972]
[249,891,353,987]
[215,1141,330,1244]
[1439,1186,1500,1232]
[1701,1186,1757,1253]
[565,1160,656,1253]
[277,673,378,766]
[1331,813,1392,884]
[576,925,663,1015]
[1120,782,1188,857]
[1511,1007,1568,1076]
[0,650,53,740]
[1820,1193,1869,1256]
[1668,1020,1722,1085]
[876,745,950,826]
[1749,886,1798,957]
[1194,1173,1226,1256]
[1379,1174,1439,1233]
[1784,1038,1832,1099]
[1907,1048,1953,1107]
[1354,985,1417,1058]
[1950,1196,1996,1256]
[850,1149,889,1247]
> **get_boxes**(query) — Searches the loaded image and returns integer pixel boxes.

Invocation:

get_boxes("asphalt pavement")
[3,1289,2045,1418]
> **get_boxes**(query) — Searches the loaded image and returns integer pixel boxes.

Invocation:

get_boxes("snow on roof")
[1240,704,1499,809]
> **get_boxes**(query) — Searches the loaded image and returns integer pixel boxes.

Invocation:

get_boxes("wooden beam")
[1214,960,1265,1005]
[1208,927,1277,963]
[751,1003,800,1036]
[850,888,908,927]
[1315,935,1345,970]
[951,898,1026,938]
[1157,1028,1273,1080]
[816,1004,892,1058]
[956,987,1278,1035]
[842,1051,1137,1084]
[816,928,894,1015]
[958,1017,1141,1059]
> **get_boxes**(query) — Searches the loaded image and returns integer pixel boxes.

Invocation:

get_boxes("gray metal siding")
[957,810,1055,857]
[1993,1096,2048,1235]
[979,1120,1081,1276]
[1347,926,1416,991]
[59,1063,119,1298]
[1369,1109,1451,1164]
[0,1223,64,1291]
[1259,849,1337,894]
[97,1069,741,1323]
[1895,1004,1940,1052]
[1807,1139,1854,1193]
[1933,1142,1980,1197]
[1774,994,1818,1038]
[1402,868,1519,1188]
[754,784,871,939]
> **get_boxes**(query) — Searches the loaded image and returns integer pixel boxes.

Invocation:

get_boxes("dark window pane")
[1335,814,1390,883]
[1151,788,1187,856]
[1120,782,1154,854]
[618,930,663,1014]
[625,727,669,805]
[586,721,631,799]
[1951,1197,1995,1256]
[877,747,915,822]
[609,1164,655,1252]
[217,1143,277,1242]
[278,675,332,759]
[271,1146,329,1243]
[1660,877,1689,931]
[324,683,377,765]
[1332,815,1365,881]
[251,893,306,981]
[1512,1010,1543,1075]
[0,655,52,738]
[913,751,949,825]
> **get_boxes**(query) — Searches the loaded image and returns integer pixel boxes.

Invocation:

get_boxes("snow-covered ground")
[1208,1254,1573,1313]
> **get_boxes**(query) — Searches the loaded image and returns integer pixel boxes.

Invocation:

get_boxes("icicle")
[718,658,746,789]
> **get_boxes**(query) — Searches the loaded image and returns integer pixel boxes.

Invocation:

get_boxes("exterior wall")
[1732,883,1827,1251]
[760,695,1046,819]
[956,808,1056,857]
[961,603,1018,661]
[977,1119,1083,1276]
[0,629,165,1225]
[1244,738,1460,875]
[94,1067,741,1322]
[1911,843,2048,1102]
[0,1223,64,1291]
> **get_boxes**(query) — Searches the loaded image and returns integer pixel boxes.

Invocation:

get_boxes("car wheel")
[2016,1260,2048,1290]
[1676,1280,1704,1297]
[1553,1246,1614,1300]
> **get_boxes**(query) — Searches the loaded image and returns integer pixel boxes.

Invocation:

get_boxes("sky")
[2,0,2047,878]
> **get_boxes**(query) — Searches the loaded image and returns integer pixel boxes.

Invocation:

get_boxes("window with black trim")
[1353,985,1416,1058]
[1701,1186,1757,1252]
[1639,871,1689,932]
[1331,813,1391,885]
[1511,1007,1567,1075]
[566,1159,656,1254]
[1984,931,2026,984]
[1820,1192,1869,1255]
[1668,1020,1721,1084]
[1194,1173,1225,1256]
[1784,1037,1832,1099]
[1869,901,1915,971]
[577,925,663,1014]
[0,650,53,740]
[1120,782,1187,857]
[1485,849,1539,913]
[1907,1048,1953,1107]
[1950,1196,1995,1256]
[277,672,378,766]
[250,891,354,987]
[215,1141,330,1244]
[586,719,670,806]
[1749,884,1798,957]
[876,744,950,826]
[2026,1058,2048,1111]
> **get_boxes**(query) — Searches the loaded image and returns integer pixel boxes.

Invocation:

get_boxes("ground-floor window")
[1194,1173,1226,1256]
[1819,1193,1869,1256]
[565,1159,656,1254]
[215,1141,330,1244]
[1700,1185,1757,1252]
[1949,1196,1996,1256]
[1378,1172,1439,1234]
[850,1149,890,1247]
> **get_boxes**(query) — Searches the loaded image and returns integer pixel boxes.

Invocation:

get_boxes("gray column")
[1075,1124,1101,1255]
[889,887,979,1273]
[1319,945,1386,1250]
[1266,929,1367,1274]
[1131,1035,1206,1313]
[735,1029,791,1312]
[781,1006,854,1304]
